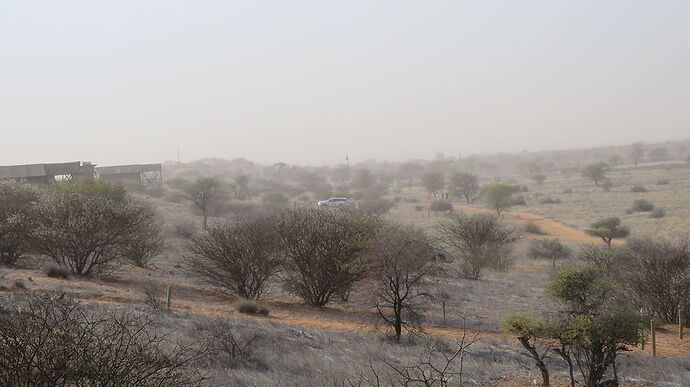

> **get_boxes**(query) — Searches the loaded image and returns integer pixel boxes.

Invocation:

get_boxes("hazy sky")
[1,1,689,166]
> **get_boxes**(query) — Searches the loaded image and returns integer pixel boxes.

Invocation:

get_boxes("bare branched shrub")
[122,206,165,267]
[365,226,435,340]
[196,318,263,370]
[276,207,381,306]
[30,190,160,276]
[0,181,38,266]
[0,293,204,386]
[187,215,281,300]
[352,330,488,386]
[437,212,519,279]
[522,221,546,235]
[175,222,198,239]
[591,238,690,324]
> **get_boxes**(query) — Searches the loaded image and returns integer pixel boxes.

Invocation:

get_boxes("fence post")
[166,285,172,310]
[651,320,656,357]
[680,308,684,340]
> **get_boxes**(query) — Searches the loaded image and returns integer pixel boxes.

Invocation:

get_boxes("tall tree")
[366,226,434,340]
[581,162,609,186]
[420,172,445,198]
[481,182,516,216]
[185,177,220,229]
[446,171,480,203]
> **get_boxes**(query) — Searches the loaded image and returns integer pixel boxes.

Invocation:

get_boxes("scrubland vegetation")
[2,140,690,385]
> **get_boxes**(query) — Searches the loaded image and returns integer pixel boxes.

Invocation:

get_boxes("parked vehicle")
[317,197,351,208]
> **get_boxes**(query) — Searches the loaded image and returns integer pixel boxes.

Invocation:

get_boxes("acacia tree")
[585,217,629,247]
[366,226,434,340]
[437,212,519,279]
[481,182,516,216]
[502,314,552,387]
[446,171,479,203]
[0,181,38,266]
[528,239,572,272]
[276,206,380,306]
[546,266,644,387]
[187,215,281,300]
[420,172,445,198]
[31,188,159,276]
[185,177,220,229]
[581,163,609,186]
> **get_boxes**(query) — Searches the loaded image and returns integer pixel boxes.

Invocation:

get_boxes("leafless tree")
[366,226,435,340]
[437,212,519,279]
[184,177,220,229]
[187,215,281,300]
[276,206,381,306]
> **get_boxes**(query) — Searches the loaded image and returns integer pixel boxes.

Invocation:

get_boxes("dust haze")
[2,1,690,165]
[3,3,690,387]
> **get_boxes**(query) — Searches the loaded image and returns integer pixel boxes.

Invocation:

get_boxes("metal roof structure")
[95,163,161,175]
[0,161,86,179]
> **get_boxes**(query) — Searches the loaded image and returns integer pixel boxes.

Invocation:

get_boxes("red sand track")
[452,204,623,245]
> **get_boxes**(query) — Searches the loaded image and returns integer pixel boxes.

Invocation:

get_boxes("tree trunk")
[517,337,550,387]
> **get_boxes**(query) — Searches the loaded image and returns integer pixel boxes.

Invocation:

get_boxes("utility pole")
[177,148,181,163]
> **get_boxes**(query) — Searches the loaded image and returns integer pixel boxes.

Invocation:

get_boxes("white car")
[317,197,351,208]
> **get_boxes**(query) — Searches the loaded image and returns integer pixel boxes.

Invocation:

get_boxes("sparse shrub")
[0,181,38,266]
[657,179,670,185]
[122,212,165,267]
[631,199,654,212]
[630,185,647,192]
[187,215,281,300]
[13,279,26,289]
[429,200,453,212]
[0,294,204,386]
[414,205,425,212]
[527,238,572,272]
[175,222,197,239]
[592,238,690,324]
[437,212,519,279]
[522,221,546,235]
[276,206,381,306]
[562,188,574,194]
[235,299,270,315]
[404,197,420,203]
[649,208,666,218]
[43,264,70,279]
[261,192,290,208]
[197,318,263,369]
[512,195,527,206]
[358,198,395,214]
[30,188,160,276]
[539,196,561,204]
